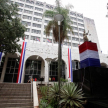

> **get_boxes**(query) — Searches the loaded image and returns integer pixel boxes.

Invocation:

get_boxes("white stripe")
[80,50,99,61]
[18,43,25,83]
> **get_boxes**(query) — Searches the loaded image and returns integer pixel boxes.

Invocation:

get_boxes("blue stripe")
[19,42,27,83]
[70,49,73,82]
[0,52,2,61]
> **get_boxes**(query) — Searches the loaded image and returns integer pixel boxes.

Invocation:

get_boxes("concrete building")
[0,0,108,83]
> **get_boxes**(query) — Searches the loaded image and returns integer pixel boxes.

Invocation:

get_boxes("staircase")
[0,83,33,108]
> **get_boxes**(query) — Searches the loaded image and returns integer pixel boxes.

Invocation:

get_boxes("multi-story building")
[0,0,108,83]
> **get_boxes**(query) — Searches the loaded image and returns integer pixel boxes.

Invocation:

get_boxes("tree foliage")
[0,0,26,54]
[43,0,74,43]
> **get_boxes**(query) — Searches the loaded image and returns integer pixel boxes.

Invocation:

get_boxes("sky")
[39,0,108,54]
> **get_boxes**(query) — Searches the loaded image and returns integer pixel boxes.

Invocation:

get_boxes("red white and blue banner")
[17,41,27,83]
[68,48,73,82]
[0,52,2,62]
[37,38,40,41]
[79,41,100,68]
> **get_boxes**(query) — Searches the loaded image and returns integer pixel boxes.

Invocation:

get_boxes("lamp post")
[54,14,64,106]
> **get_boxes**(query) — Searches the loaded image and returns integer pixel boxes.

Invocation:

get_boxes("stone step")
[0,103,33,107]
[0,93,31,96]
[0,99,32,103]
[0,90,31,93]
[0,107,33,108]
[0,96,32,99]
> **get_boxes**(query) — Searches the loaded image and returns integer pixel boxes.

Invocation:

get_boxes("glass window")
[77,14,83,18]
[18,0,25,2]
[18,8,23,12]
[24,9,33,14]
[72,26,78,30]
[72,37,79,41]
[25,35,29,39]
[46,5,53,9]
[26,28,30,32]
[78,19,83,23]
[45,20,49,24]
[73,32,78,36]
[43,38,46,42]
[70,17,77,21]
[33,17,42,22]
[22,21,31,26]
[34,12,42,17]
[70,12,76,16]
[32,23,41,28]
[72,43,78,47]
[79,33,83,37]
[23,15,32,20]
[47,39,52,43]
[73,22,77,25]
[25,4,33,9]
[78,23,84,27]
[80,38,84,42]
[15,2,24,7]
[26,0,34,4]
[79,28,84,32]
[35,7,43,11]
[36,1,44,7]
[32,29,41,34]
[17,14,21,18]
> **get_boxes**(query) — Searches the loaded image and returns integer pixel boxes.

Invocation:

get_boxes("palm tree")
[60,83,85,108]
[43,0,74,43]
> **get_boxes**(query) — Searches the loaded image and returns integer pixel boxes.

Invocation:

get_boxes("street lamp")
[54,14,64,105]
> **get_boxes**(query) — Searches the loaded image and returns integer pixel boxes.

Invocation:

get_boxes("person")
[52,77,55,81]
[49,77,51,82]
[35,78,37,81]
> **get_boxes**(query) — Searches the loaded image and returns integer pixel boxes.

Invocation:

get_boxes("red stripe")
[79,41,98,53]
[16,42,25,83]
[68,48,70,78]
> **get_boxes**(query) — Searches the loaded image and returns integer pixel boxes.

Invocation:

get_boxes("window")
[73,32,78,36]
[47,39,52,43]
[32,29,41,34]
[46,5,53,9]
[72,37,79,41]
[26,28,30,32]
[15,2,24,7]
[18,0,25,2]
[23,15,32,20]
[68,36,71,40]
[80,38,84,42]
[72,26,78,30]
[70,12,76,16]
[45,20,49,23]
[35,7,43,11]
[72,43,78,47]
[78,23,84,27]
[79,28,84,32]
[33,17,42,22]
[36,1,44,7]
[34,12,42,17]
[77,14,83,18]
[32,23,41,28]
[63,42,67,45]
[78,19,83,23]
[70,17,77,21]
[25,5,33,9]
[73,22,77,25]
[79,33,83,37]
[18,8,23,12]
[24,9,33,14]
[26,0,34,4]
[31,36,40,41]
[22,21,31,26]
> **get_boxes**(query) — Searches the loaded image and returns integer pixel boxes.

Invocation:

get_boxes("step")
[0,103,33,107]
[0,96,32,99]
[0,99,32,103]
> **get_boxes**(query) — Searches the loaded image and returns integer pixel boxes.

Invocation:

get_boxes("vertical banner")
[16,41,27,83]
[0,52,2,66]
[68,48,73,82]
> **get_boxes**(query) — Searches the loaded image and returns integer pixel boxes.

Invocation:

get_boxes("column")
[44,60,48,83]
[0,56,8,82]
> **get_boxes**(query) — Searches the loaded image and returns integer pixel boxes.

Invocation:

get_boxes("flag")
[37,38,40,41]
[68,48,73,82]
[47,39,51,43]
[16,41,27,83]
[0,52,2,66]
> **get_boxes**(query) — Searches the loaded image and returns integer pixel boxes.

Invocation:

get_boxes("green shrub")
[40,86,48,99]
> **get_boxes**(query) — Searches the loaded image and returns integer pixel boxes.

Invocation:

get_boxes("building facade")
[0,0,108,83]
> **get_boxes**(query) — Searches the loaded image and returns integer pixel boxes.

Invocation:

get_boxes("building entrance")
[24,60,41,83]
[4,58,19,83]
[49,60,65,81]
